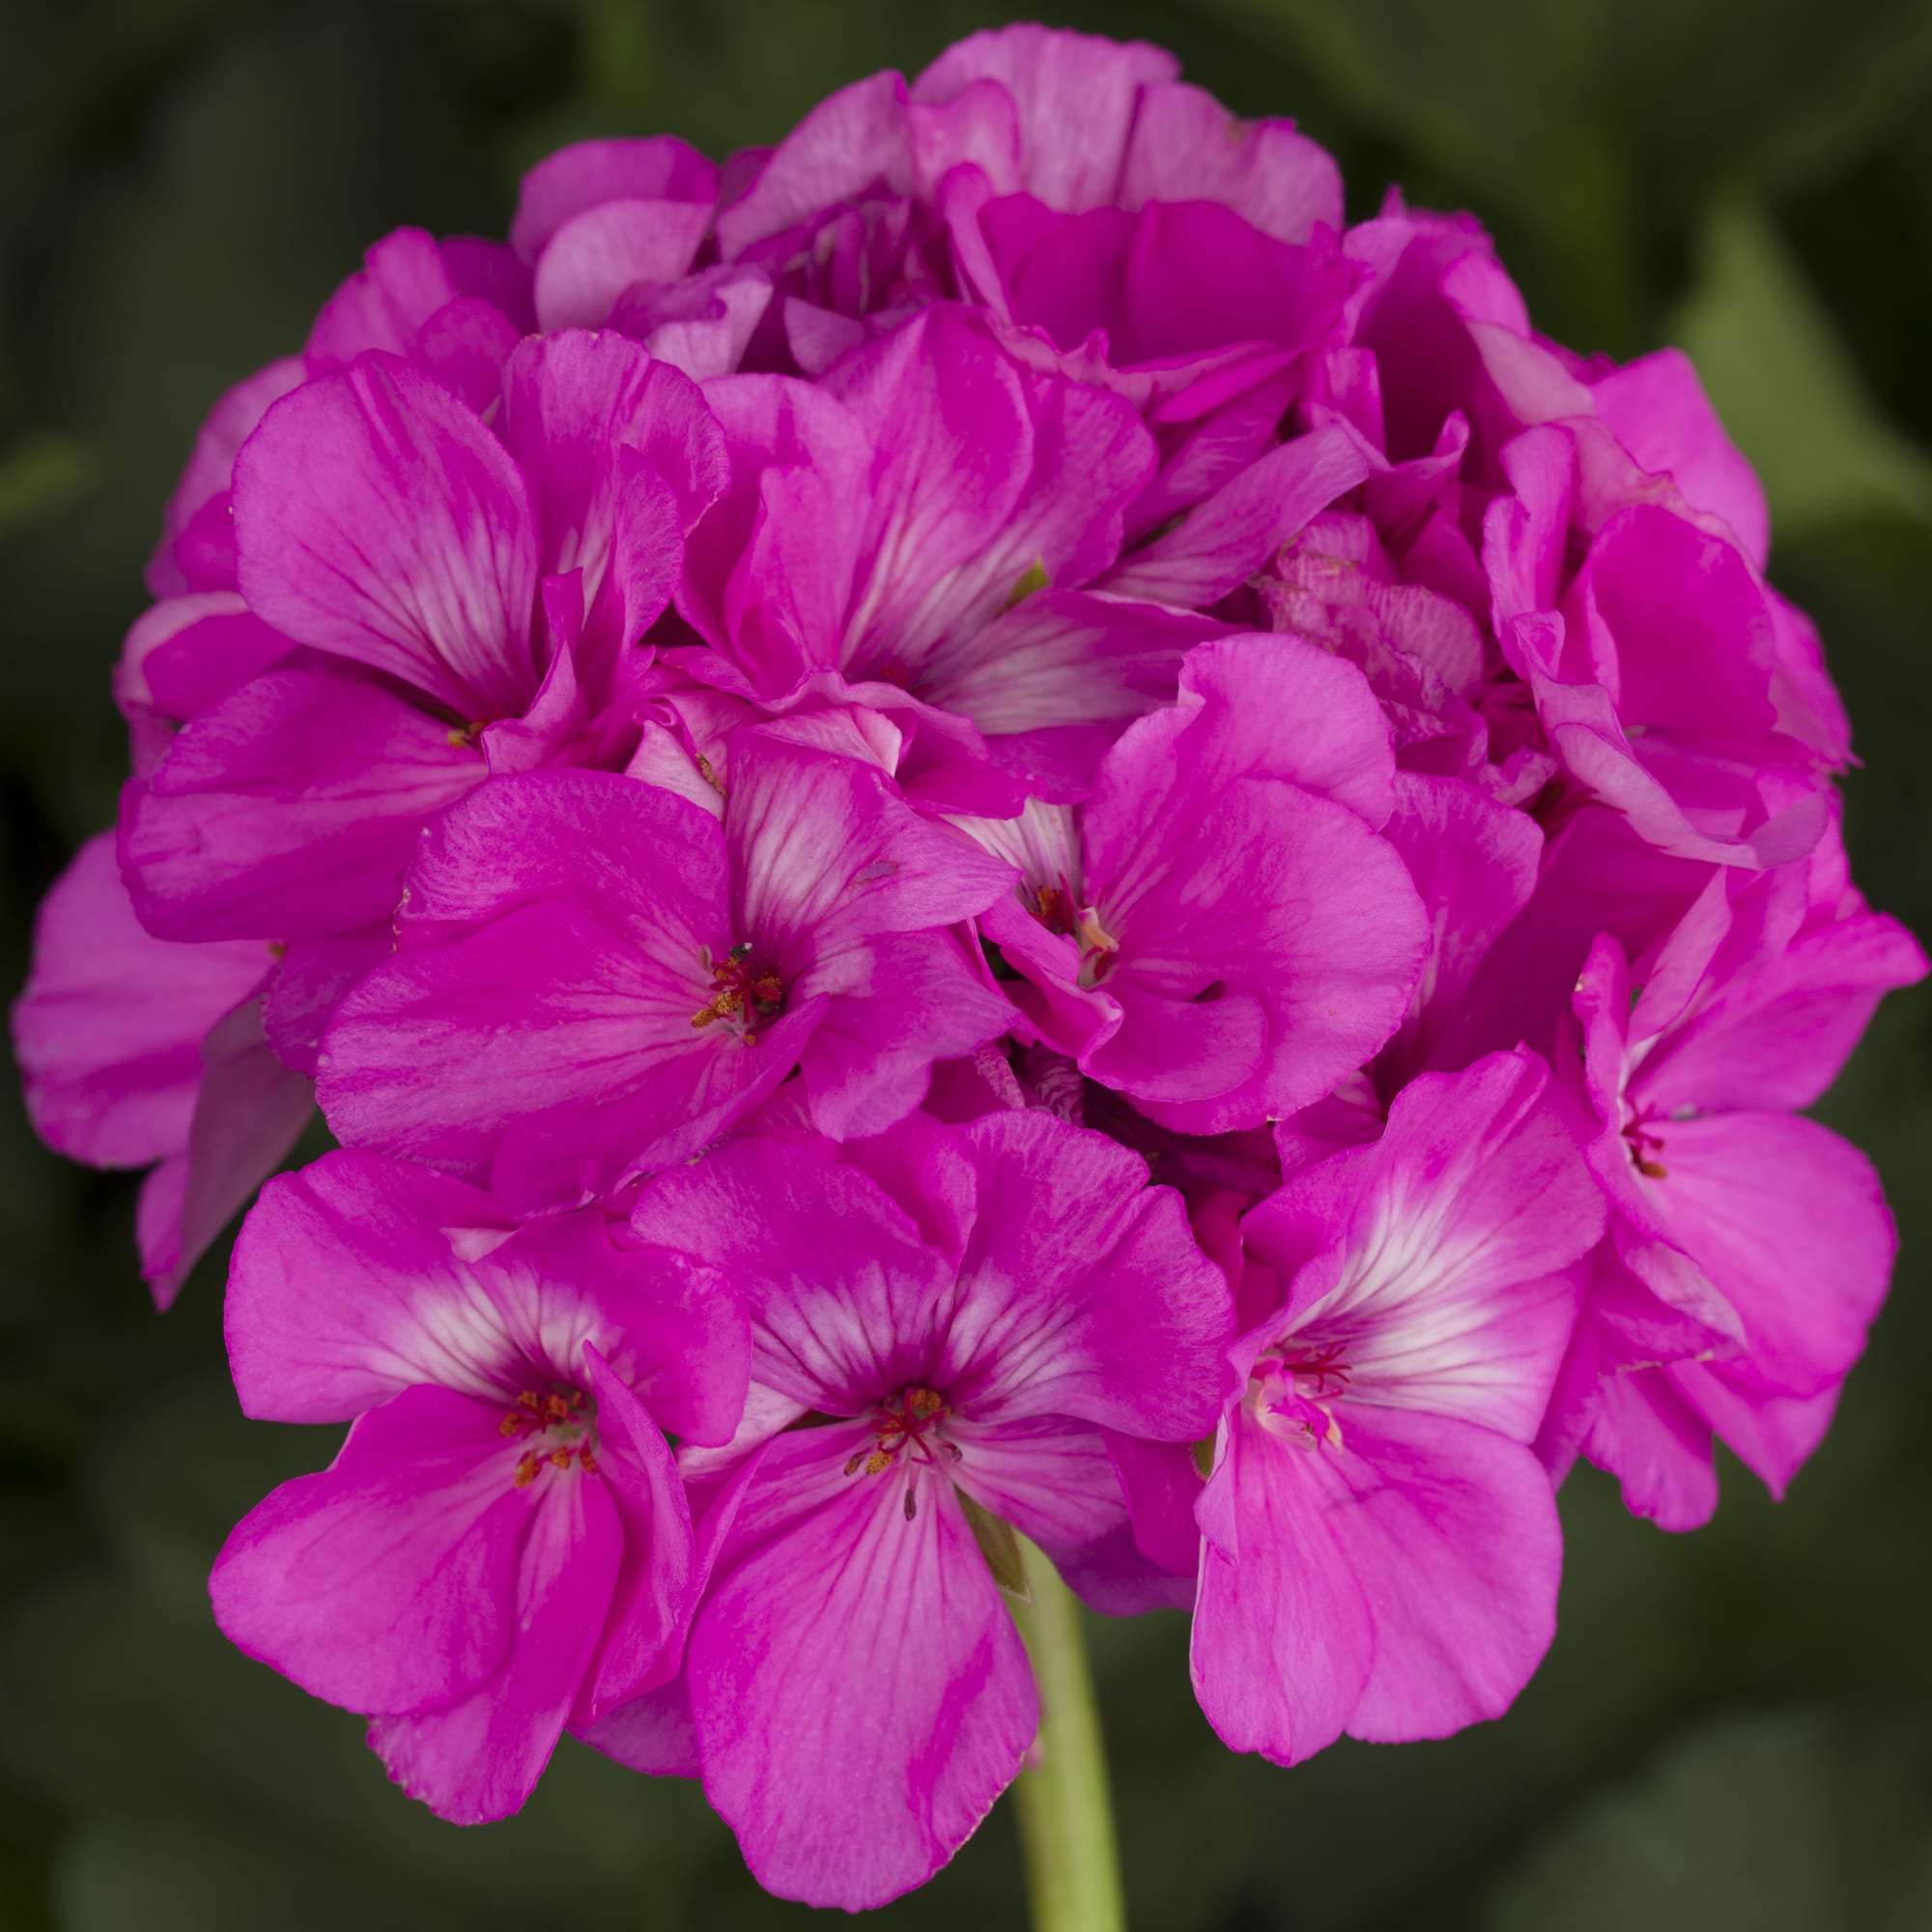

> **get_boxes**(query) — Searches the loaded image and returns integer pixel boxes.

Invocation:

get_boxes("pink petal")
[1322,1406,1562,1743]
[629,1133,954,1417]
[510,137,718,262]
[499,329,726,658]
[234,354,542,721]
[1646,1111,1894,1399]
[716,71,912,259]
[911,27,1178,210]
[1190,1402,1374,1765]
[1249,1051,1603,1440]
[575,1345,699,1718]
[1120,82,1342,244]
[1102,426,1368,607]
[939,1110,1236,1436]
[369,1445,623,1822]
[1590,349,1769,568]
[13,833,273,1168]
[144,994,312,1310]
[211,1384,537,1719]
[122,665,483,942]
[949,1413,1182,1613]
[532,200,715,330]
[686,1427,1037,1910]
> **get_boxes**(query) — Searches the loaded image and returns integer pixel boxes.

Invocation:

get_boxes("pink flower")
[10,17,1918,1913]
[1547,857,1926,1525]
[317,734,1017,1207]
[121,332,727,948]
[607,1110,1233,1907]
[1187,1051,1604,1762]
[963,634,1429,1133]
[211,1150,748,1822]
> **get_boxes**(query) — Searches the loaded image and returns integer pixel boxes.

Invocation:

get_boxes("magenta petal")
[305,228,463,369]
[211,1384,534,1718]
[370,1452,623,1823]
[726,733,1017,956]
[146,994,312,1310]
[227,1153,520,1422]
[531,199,715,330]
[1670,1363,1839,1501]
[575,1346,697,1719]
[1172,633,1399,825]
[150,357,304,597]
[577,1675,700,1777]
[1583,1359,1719,1532]
[1083,777,1427,1133]
[941,1110,1236,1436]
[949,1414,1180,1613]
[1249,1051,1602,1440]
[1190,1403,1374,1765]
[795,930,1017,1139]
[234,354,542,721]
[499,330,726,655]
[123,665,483,942]
[912,26,1177,211]
[687,1429,1037,1910]
[1590,349,1769,567]
[1102,427,1368,607]
[510,136,718,262]
[716,70,912,260]
[1120,82,1342,244]
[13,834,274,1169]
[1325,1406,1561,1743]
[227,1150,739,1432]
[1648,1111,1894,1399]
[630,1134,954,1415]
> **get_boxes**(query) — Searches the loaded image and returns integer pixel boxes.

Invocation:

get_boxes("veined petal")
[1189,1401,1373,1765]
[235,354,542,721]
[1249,1051,1603,1440]
[369,1444,623,1823]
[211,1384,535,1719]
[13,834,273,1169]
[686,1426,1036,1911]
[937,1110,1235,1436]
[122,664,483,943]
[629,1134,955,1416]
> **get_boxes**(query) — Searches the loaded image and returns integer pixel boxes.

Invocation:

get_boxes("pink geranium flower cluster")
[13,23,1925,1912]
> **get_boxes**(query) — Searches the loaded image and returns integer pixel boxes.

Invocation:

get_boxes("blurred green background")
[3,2,1930,1926]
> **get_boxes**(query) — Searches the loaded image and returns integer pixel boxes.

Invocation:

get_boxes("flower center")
[1250,1341,1351,1452]
[498,1384,599,1486]
[1030,881,1120,987]
[691,942,786,1044]
[1623,1104,1668,1179]
[843,1384,962,1520]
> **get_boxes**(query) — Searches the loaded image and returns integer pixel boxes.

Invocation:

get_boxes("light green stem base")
[1009,1536,1126,1932]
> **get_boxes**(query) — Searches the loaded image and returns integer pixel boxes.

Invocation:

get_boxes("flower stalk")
[1010,1537,1125,1932]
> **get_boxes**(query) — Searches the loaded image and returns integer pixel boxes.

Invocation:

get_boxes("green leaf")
[1671,201,1932,536]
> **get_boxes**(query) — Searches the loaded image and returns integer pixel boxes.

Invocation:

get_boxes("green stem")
[1009,1536,1126,1932]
